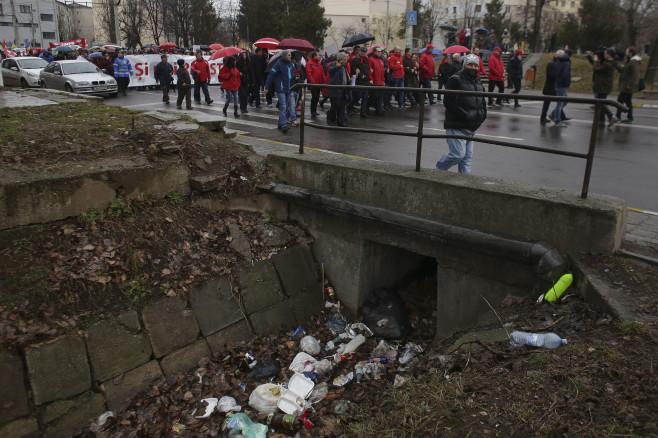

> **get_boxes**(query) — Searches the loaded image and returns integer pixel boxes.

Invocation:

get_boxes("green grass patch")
[121,274,149,304]
[530,353,552,367]
[620,321,649,336]
[165,191,185,207]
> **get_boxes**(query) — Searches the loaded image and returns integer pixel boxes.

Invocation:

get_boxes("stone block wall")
[0,245,322,437]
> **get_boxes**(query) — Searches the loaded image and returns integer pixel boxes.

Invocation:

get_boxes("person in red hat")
[487,46,505,106]
[420,44,437,104]
[508,50,524,107]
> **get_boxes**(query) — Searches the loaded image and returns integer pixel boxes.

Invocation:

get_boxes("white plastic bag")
[248,383,282,413]
[289,352,317,374]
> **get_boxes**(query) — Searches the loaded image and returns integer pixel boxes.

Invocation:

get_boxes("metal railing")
[289,83,629,199]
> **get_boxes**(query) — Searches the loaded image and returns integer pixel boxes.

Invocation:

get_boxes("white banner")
[125,55,225,88]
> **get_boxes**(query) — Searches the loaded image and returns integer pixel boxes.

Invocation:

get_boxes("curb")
[633,103,658,109]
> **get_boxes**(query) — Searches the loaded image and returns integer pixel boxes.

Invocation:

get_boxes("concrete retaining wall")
[267,150,627,255]
[0,156,191,230]
[0,245,321,437]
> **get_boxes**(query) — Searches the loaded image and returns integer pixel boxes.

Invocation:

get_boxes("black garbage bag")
[361,288,410,339]
[246,355,281,380]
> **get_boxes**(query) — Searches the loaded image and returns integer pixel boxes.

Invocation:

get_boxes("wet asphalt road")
[106,87,658,212]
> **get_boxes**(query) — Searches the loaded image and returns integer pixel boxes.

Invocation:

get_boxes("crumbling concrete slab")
[168,121,199,132]
[227,220,252,260]
[160,339,211,378]
[206,320,255,354]
[189,276,243,336]
[189,172,229,192]
[142,297,200,358]
[102,360,163,412]
[272,245,318,297]
[237,260,285,313]
[448,328,510,353]
[0,351,30,421]
[25,336,91,405]
[84,310,153,382]
[143,110,182,122]
[0,417,39,438]
[248,301,298,335]
[43,391,106,437]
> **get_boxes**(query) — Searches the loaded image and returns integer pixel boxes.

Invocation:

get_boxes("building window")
[561,0,565,5]
[570,1,575,6]
[475,5,481,12]
[453,6,456,14]
[517,6,521,12]
[41,13,54,21]
[20,5,31,13]
[43,31,56,39]
[505,5,510,12]
[0,5,3,14]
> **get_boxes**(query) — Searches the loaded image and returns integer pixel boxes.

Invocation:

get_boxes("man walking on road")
[550,51,571,127]
[420,44,437,105]
[435,54,487,174]
[306,51,325,117]
[487,47,505,106]
[264,50,297,132]
[615,46,641,124]
[591,48,618,126]
[113,50,133,96]
[191,51,213,105]
[154,54,174,104]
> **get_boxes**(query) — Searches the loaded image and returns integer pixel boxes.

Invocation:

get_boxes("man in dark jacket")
[327,52,349,127]
[264,50,297,132]
[540,50,568,123]
[615,46,641,124]
[591,48,618,126]
[508,50,524,108]
[550,51,571,126]
[349,46,370,117]
[249,48,263,108]
[435,54,487,174]
[154,54,174,104]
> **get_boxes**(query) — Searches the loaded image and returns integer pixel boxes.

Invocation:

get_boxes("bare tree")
[119,0,146,48]
[95,0,118,44]
[57,7,75,41]
[619,0,657,46]
[142,0,164,45]
[420,1,450,46]
[216,0,240,46]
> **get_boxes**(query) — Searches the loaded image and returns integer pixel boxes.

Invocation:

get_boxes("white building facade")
[0,0,59,48]
[56,0,94,43]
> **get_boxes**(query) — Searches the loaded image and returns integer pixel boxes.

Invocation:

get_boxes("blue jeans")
[390,77,405,106]
[224,89,238,107]
[421,78,435,103]
[277,91,290,127]
[194,80,211,103]
[552,87,568,123]
[436,128,475,174]
[288,91,298,121]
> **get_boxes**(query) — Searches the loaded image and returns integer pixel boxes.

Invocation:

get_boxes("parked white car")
[1,56,48,88]
[39,60,118,97]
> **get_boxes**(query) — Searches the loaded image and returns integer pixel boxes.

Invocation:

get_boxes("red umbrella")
[367,44,387,55]
[159,42,177,50]
[209,46,244,60]
[442,45,470,54]
[277,38,315,52]
[209,43,224,50]
[254,38,279,50]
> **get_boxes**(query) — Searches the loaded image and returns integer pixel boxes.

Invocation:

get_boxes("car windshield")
[62,62,100,75]
[17,59,48,69]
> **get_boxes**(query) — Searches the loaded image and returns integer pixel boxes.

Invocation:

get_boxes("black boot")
[223,103,228,116]
[234,107,240,118]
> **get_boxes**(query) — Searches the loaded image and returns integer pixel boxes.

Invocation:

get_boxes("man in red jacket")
[191,51,213,105]
[487,47,505,106]
[420,44,437,105]
[368,46,386,115]
[388,46,405,108]
[306,51,325,117]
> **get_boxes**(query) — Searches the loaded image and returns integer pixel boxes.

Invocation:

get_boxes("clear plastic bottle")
[509,331,567,349]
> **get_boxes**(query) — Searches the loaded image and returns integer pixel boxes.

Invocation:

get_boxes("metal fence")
[289,83,629,199]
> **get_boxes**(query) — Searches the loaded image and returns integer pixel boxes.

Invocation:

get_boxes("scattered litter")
[217,396,242,413]
[394,374,409,388]
[290,325,307,340]
[332,371,354,387]
[300,335,322,356]
[195,372,203,383]
[333,400,351,414]
[340,334,366,354]
[325,312,348,334]
[345,322,374,338]
[361,288,410,339]
[278,373,315,415]
[399,342,424,365]
[542,273,573,302]
[97,411,115,427]
[510,331,567,349]
[248,383,283,413]
[246,355,280,379]
[195,398,219,418]
[307,382,329,404]
[222,412,267,437]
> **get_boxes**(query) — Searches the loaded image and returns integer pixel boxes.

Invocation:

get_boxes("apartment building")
[56,0,94,43]
[0,0,59,48]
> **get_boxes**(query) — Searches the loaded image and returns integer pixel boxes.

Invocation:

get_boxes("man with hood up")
[615,46,641,124]
[435,54,487,174]
[264,50,297,133]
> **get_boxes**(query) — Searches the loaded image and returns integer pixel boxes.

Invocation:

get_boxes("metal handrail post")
[415,90,426,171]
[299,87,306,154]
[582,103,602,198]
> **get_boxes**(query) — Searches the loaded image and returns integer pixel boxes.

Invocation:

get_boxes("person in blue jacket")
[113,50,133,96]
[39,48,54,63]
[550,51,571,127]
[264,50,297,133]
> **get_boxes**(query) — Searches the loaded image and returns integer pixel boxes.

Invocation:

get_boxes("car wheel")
[41,81,47,89]
[65,84,74,93]
[20,78,29,89]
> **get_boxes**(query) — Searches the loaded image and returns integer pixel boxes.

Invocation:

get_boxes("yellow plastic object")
[545,274,573,302]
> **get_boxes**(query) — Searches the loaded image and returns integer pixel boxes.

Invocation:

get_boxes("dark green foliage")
[578,0,623,51]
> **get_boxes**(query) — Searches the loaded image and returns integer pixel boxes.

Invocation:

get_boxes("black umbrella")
[342,32,375,48]
[199,45,211,51]
[266,50,303,73]
[439,23,457,31]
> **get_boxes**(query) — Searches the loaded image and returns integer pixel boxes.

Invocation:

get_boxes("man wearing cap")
[154,54,174,104]
[420,44,437,105]
[435,54,487,174]
[350,46,370,117]
[113,50,133,96]
[368,46,386,115]
[487,47,505,106]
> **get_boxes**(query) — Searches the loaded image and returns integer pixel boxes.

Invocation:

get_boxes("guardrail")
[289,83,628,199]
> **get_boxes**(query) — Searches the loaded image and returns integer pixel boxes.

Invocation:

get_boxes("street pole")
[113,0,121,46]
[405,0,412,48]
[385,0,390,47]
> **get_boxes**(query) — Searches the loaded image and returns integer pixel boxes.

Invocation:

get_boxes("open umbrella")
[209,46,244,60]
[54,46,74,52]
[159,42,177,50]
[439,23,457,31]
[277,38,315,52]
[342,32,376,48]
[367,44,387,54]
[199,45,211,51]
[254,38,279,50]
[265,50,304,73]
[443,45,470,54]
[88,52,103,58]
[475,27,490,35]
[419,47,442,55]
[209,43,224,50]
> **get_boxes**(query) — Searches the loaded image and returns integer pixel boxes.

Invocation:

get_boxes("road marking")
[236,134,371,160]
[405,125,524,141]
[628,207,658,216]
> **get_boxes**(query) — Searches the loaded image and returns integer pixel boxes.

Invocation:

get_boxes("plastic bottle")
[342,334,366,354]
[509,331,567,349]
[544,274,573,302]
[257,413,305,431]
